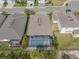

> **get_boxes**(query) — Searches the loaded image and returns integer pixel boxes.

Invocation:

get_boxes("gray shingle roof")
[0,14,27,40]
[0,14,6,28]
[12,14,27,38]
[57,12,79,28]
[27,14,52,36]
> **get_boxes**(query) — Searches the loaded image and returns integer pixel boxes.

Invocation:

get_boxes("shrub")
[21,34,27,48]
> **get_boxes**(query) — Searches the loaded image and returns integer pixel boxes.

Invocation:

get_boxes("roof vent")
[38,18,41,26]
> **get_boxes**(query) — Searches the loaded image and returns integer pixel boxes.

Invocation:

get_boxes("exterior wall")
[74,28,79,30]
[0,39,9,41]
[60,28,73,33]
[38,0,45,3]
[64,0,79,11]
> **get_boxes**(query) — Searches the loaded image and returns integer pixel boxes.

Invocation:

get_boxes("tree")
[25,9,35,16]
[2,11,10,16]
[21,9,35,48]
[0,43,30,59]
[48,12,52,20]
[21,34,27,48]
[34,0,38,6]
[52,33,59,49]
[3,0,8,7]
[24,9,35,33]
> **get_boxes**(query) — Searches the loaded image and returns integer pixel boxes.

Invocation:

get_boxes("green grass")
[52,22,79,49]
[34,0,38,6]
[72,11,79,16]
[45,1,53,6]
[14,2,26,7]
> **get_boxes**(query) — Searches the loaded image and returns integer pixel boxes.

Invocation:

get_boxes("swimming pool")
[31,39,43,46]
[28,36,51,47]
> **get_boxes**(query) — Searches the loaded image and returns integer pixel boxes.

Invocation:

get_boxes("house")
[38,0,45,6]
[0,14,6,28]
[27,0,34,7]
[0,0,4,4]
[53,11,79,37]
[27,14,53,50]
[0,0,15,8]
[59,50,79,59]
[0,0,15,4]
[64,0,79,11]
[27,0,46,7]
[7,0,15,4]
[0,14,27,41]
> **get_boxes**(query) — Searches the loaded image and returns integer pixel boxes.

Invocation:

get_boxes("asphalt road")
[0,6,66,14]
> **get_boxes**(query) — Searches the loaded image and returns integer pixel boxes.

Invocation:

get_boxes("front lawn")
[14,2,26,7]
[52,23,79,49]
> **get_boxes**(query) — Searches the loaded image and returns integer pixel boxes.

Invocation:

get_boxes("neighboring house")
[59,50,79,59]
[38,0,45,6]
[64,0,79,11]
[0,14,27,41]
[0,0,4,4]
[27,0,34,7]
[53,11,79,37]
[27,14,52,50]
[0,0,15,4]
[7,0,15,4]
[27,0,46,7]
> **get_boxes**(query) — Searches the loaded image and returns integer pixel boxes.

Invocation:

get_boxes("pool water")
[31,40,43,46]
[29,36,51,47]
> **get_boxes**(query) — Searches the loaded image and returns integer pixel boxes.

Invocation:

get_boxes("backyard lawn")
[52,23,79,49]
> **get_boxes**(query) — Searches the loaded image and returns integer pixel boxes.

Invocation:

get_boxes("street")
[0,6,66,14]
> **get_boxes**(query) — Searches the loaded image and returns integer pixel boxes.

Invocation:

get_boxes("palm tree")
[24,9,35,34]
[21,9,35,48]
[3,0,8,7]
